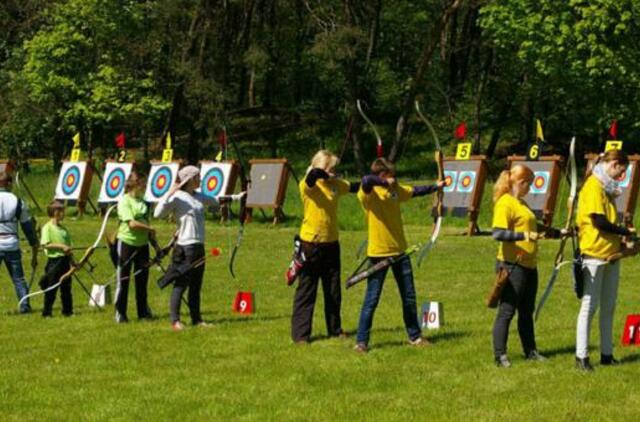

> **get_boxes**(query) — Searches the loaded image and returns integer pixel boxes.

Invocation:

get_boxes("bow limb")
[535,137,577,320]
[357,100,384,157]
[415,101,445,266]
[18,205,116,309]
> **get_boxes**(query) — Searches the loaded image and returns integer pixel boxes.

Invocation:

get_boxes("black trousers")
[164,244,205,324]
[492,262,538,357]
[42,256,72,316]
[115,241,152,320]
[291,241,342,341]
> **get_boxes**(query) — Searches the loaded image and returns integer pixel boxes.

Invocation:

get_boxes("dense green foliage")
[3,0,640,174]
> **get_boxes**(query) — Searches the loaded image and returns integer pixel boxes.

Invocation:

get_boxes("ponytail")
[585,149,629,179]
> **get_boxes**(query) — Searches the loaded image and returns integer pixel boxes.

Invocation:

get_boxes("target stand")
[144,161,181,204]
[585,154,640,225]
[441,155,488,235]
[246,159,290,224]
[507,155,563,226]
[98,161,134,206]
[197,160,240,221]
[54,160,96,215]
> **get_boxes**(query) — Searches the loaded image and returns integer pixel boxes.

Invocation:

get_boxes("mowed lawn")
[1,171,640,420]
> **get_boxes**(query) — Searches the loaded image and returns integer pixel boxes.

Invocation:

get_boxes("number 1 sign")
[622,314,640,346]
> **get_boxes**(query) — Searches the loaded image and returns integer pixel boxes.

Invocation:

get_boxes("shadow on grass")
[541,345,576,358]
[620,353,640,364]
[373,329,471,350]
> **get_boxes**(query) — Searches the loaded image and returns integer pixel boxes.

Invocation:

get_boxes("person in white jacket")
[154,165,245,331]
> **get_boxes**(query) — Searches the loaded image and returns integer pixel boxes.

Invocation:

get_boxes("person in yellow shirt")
[491,165,562,367]
[354,158,444,353]
[575,149,630,371]
[291,150,360,343]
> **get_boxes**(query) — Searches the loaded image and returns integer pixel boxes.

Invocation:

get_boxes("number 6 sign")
[232,291,255,315]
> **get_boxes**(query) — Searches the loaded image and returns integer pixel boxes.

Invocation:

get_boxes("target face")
[197,162,235,199]
[617,164,633,188]
[456,171,476,193]
[443,170,458,193]
[55,161,89,201]
[530,171,550,194]
[98,162,133,204]
[144,162,179,203]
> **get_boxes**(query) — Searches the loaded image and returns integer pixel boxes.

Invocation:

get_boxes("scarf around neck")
[592,162,622,197]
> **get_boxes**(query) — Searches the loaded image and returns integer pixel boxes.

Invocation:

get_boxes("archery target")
[456,171,476,193]
[144,162,179,202]
[98,162,133,203]
[197,162,234,199]
[55,161,89,201]
[529,171,550,195]
[617,164,633,188]
[443,170,458,193]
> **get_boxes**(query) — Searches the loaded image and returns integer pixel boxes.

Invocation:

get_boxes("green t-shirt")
[117,194,150,247]
[40,221,71,258]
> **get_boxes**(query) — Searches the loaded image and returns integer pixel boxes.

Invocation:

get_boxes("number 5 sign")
[232,291,255,315]
[455,142,472,160]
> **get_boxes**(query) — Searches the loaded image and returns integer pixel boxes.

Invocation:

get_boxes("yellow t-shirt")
[299,178,351,243]
[358,183,413,257]
[492,193,538,269]
[576,175,621,259]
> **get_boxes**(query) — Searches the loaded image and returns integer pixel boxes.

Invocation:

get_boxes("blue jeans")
[356,254,421,344]
[0,249,30,312]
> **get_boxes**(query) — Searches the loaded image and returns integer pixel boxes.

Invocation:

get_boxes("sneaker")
[354,342,368,354]
[115,312,129,323]
[600,354,620,366]
[337,331,349,340]
[409,337,431,347]
[172,321,185,331]
[575,357,594,371]
[525,350,547,361]
[495,354,512,368]
[196,321,211,328]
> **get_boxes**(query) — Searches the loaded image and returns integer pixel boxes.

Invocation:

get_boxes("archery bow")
[18,205,117,309]
[228,125,249,279]
[356,99,384,158]
[415,101,444,267]
[535,136,577,321]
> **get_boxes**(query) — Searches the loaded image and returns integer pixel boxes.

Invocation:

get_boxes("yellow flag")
[165,133,172,150]
[72,133,81,148]
[215,151,223,162]
[536,120,544,141]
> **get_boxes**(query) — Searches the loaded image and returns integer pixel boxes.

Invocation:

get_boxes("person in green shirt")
[40,201,73,317]
[114,170,159,323]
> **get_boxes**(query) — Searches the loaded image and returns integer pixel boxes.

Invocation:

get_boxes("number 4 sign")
[232,291,255,315]
[622,314,640,346]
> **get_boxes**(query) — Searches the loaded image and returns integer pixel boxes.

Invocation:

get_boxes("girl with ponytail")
[491,164,563,367]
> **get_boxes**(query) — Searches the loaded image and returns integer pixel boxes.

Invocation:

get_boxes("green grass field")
[2,169,640,420]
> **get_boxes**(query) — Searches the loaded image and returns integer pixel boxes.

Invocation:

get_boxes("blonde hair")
[585,149,629,178]
[307,150,339,175]
[493,164,534,202]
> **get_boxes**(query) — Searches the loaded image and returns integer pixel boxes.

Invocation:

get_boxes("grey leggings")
[166,244,205,324]
[492,262,538,358]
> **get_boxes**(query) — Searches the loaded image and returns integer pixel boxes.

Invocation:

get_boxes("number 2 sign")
[232,291,255,315]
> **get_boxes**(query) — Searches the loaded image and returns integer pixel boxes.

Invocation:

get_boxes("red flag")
[115,132,126,149]
[376,143,384,158]
[218,130,227,148]
[609,120,618,139]
[454,122,467,140]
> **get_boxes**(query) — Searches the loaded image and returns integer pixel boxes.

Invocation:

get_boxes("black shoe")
[600,354,620,365]
[495,354,512,368]
[575,357,594,371]
[525,350,547,361]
